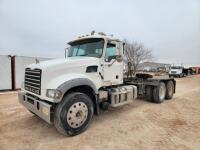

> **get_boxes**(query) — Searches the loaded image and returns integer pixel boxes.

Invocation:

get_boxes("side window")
[105,43,116,62]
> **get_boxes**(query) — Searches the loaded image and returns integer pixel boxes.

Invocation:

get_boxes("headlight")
[46,89,62,99]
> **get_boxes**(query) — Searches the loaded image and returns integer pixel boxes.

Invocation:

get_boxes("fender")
[56,78,98,102]
[44,73,101,103]
[56,78,100,114]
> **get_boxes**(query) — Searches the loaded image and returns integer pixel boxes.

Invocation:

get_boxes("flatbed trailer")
[124,73,176,103]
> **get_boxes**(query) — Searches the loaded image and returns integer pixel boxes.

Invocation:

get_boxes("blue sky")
[0,0,200,66]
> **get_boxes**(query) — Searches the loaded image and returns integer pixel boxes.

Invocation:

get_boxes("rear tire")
[54,92,94,136]
[145,86,153,102]
[153,82,166,103]
[165,80,174,100]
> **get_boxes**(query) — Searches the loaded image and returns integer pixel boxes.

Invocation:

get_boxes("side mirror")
[107,55,123,67]
[107,56,116,62]
[107,55,123,62]
[65,47,70,58]
[116,55,123,62]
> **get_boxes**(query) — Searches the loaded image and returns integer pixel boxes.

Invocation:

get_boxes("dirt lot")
[0,75,200,150]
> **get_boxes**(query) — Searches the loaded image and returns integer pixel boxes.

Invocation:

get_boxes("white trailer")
[0,55,12,91]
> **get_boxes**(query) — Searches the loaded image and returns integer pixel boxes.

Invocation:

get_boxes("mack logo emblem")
[25,86,40,95]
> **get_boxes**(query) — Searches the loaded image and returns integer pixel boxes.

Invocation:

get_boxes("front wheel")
[54,92,94,136]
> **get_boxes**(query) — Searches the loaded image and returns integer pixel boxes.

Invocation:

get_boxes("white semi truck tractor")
[169,66,184,78]
[18,32,176,136]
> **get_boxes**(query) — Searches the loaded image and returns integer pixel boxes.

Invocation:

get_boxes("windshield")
[68,38,104,58]
[171,66,182,69]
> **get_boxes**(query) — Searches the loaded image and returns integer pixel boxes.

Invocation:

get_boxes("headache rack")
[24,68,42,95]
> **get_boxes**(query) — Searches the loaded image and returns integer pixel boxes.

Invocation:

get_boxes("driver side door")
[103,42,123,85]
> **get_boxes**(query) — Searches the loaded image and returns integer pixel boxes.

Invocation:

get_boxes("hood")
[28,57,100,70]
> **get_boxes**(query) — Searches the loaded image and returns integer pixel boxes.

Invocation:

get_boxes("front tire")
[153,82,166,103]
[54,92,94,136]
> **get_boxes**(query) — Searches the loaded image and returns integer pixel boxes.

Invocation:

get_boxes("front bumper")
[18,91,52,124]
[169,74,181,77]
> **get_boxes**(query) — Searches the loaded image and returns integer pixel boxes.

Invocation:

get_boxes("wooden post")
[11,56,16,90]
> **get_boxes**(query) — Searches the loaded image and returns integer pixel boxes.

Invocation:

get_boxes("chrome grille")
[25,68,41,95]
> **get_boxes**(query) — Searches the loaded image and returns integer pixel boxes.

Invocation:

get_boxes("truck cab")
[18,32,175,136]
[169,66,184,77]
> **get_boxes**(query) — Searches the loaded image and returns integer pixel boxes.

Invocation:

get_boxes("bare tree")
[124,39,153,77]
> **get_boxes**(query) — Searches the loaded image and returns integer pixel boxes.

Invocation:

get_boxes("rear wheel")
[165,80,174,100]
[145,86,153,102]
[54,92,94,136]
[153,82,166,103]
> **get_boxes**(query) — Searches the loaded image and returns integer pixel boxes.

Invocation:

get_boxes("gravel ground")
[0,75,200,150]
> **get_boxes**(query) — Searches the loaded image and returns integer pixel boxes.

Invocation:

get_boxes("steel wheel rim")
[66,102,88,128]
